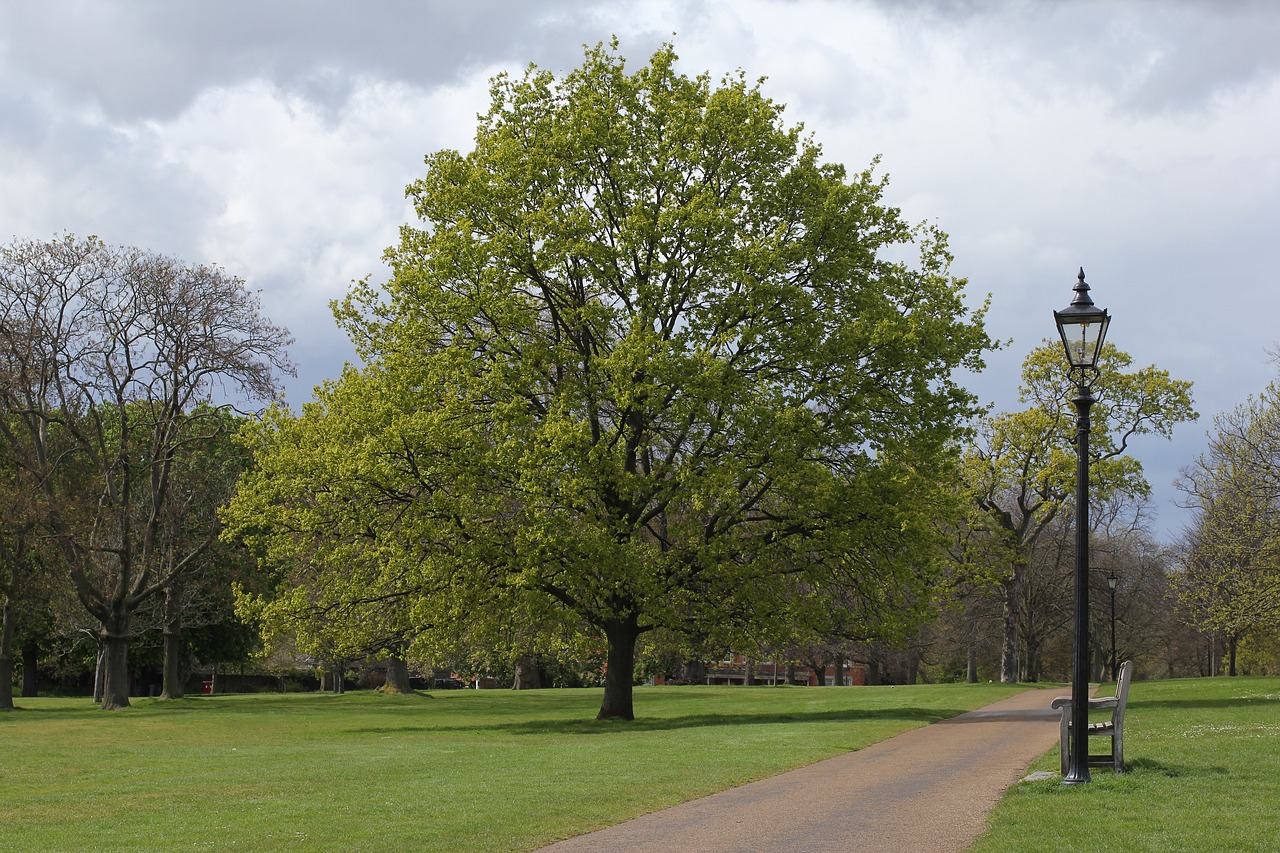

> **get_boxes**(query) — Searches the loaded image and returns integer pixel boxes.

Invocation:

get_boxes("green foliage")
[967,342,1196,542]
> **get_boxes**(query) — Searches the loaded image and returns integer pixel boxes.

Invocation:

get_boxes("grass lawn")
[1,682,1020,852]
[973,675,1280,853]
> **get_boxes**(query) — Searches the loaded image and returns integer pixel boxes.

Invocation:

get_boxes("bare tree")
[0,235,292,709]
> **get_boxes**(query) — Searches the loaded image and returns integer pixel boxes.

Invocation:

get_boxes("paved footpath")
[538,688,1062,853]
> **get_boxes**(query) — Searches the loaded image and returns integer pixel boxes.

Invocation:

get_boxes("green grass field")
[973,675,1280,853]
[6,677,1276,852]
[0,682,1020,852]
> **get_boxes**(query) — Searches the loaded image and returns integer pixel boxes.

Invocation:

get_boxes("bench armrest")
[1050,696,1119,711]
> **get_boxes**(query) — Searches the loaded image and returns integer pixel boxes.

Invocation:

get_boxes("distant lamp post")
[1107,571,1119,683]
[1054,267,1110,786]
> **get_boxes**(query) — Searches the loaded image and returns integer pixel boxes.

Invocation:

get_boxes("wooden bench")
[1050,659,1131,774]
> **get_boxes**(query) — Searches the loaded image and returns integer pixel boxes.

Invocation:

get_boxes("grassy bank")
[974,675,1280,852]
[1,682,1019,852]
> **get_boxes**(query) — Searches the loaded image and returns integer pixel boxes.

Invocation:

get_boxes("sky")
[2,0,1278,542]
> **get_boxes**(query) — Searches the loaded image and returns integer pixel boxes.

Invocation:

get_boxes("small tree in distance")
[961,342,1196,683]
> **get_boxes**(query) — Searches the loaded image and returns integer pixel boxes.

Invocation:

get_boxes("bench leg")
[1060,710,1070,776]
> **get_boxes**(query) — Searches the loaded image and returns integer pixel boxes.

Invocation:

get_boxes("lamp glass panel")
[1058,316,1108,368]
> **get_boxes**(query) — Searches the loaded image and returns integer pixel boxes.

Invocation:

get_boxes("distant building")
[693,654,868,686]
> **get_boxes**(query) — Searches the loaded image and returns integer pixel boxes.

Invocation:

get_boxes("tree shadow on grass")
[348,706,967,737]
[1132,696,1280,711]
[1123,756,1231,778]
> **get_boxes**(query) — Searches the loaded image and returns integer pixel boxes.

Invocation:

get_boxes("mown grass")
[1,682,1021,852]
[974,675,1280,853]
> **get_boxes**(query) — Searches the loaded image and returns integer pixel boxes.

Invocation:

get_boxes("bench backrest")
[1113,659,1133,727]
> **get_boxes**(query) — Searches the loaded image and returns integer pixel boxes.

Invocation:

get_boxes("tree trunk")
[1228,634,1238,677]
[512,655,541,690]
[21,638,39,697]
[907,651,921,685]
[1089,644,1105,683]
[382,655,413,693]
[966,646,978,683]
[833,658,846,687]
[680,659,706,684]
[597,619,639,721]
[99,616,131,710]
[160,582,185,699]
[1000,574,1021,684]
[807,659,824,685]
[784,662,796,686]
[92,643,105,703]
[1024,638,1041,683]
[0,593,14,710]
[745,657,757,686]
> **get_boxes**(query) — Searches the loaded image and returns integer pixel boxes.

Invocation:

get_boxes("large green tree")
[962,342,1195,682]
[231,42,993,720]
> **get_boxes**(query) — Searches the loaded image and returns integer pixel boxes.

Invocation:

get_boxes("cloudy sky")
[3,0,1278,540]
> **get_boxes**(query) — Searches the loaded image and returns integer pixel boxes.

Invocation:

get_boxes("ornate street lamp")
[1054,268,1110,786]
[1108,571,1119,683]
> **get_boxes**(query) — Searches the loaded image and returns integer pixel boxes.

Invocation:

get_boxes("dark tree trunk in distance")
[160,582,184,699]
[21,638,38,697]
[1024,637,1041,683]
[1000,574,1021,683]
[382,655,413,693]
[597,619,640,721]
[966,647,978,683]
[680,660,706,684]
[0,594,13,710]
[867,656,881,686]
[512,655,541,690]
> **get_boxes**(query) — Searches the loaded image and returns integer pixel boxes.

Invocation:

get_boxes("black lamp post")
[1108,571,1119,682]
[1054,268,1110,786]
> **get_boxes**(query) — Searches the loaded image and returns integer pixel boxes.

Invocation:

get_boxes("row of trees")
[0,234,292,710]
[1175,370,1280,674]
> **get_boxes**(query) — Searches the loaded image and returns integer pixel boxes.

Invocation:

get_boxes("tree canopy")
[227,41,994,719]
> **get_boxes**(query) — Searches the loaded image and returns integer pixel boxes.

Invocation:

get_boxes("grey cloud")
[0,0,592,119]
[869,0,1280,116]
